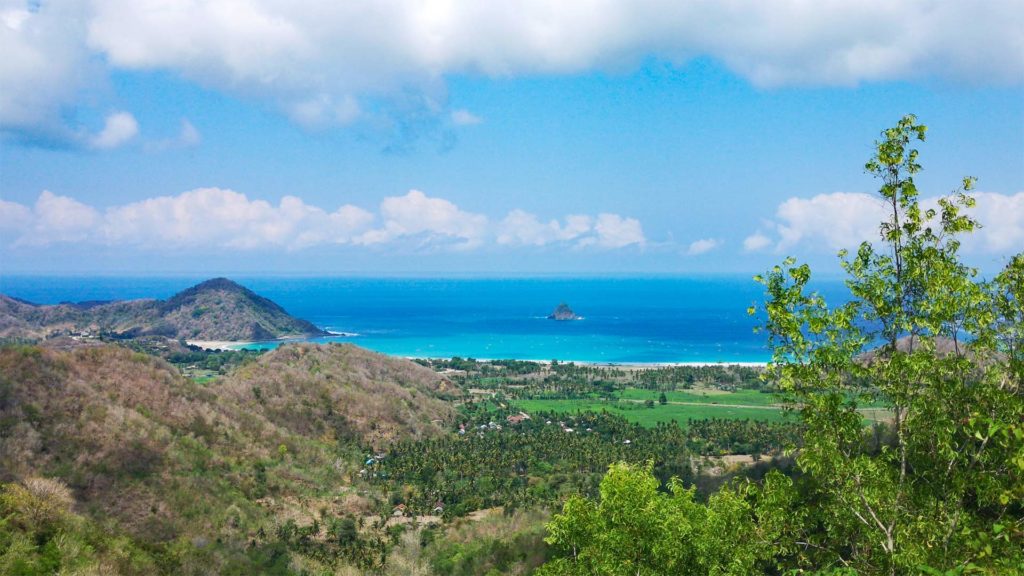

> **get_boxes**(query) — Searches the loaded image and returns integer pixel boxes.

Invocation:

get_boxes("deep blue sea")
[0,276,850,364]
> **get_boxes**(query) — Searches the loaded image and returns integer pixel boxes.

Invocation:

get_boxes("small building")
[392,504,407,517]
[506,412,531,425]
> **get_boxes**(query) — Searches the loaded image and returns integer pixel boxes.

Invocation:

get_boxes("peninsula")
[0,277,327,342]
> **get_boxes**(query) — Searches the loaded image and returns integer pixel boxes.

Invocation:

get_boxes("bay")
[0,275,851,363]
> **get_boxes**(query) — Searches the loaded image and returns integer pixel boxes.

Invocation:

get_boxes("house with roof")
[506,412,531,425]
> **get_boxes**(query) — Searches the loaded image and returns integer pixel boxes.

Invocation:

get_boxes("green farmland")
[512,396,795,427]
[512,387,890,428]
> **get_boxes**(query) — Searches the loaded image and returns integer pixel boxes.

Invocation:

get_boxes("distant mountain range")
[0,277,326,341]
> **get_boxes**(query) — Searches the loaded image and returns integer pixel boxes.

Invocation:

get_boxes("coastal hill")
[0,277,326,341]
[0,341,455,572]
[221,342,459,447]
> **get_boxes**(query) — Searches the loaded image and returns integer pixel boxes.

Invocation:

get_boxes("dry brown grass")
[220,343,457,448]
[0,341,459,559]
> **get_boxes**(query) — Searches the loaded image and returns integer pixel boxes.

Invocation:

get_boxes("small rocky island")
[547,302,580,321]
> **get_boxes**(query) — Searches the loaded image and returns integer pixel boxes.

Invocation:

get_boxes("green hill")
[0,277,326,341]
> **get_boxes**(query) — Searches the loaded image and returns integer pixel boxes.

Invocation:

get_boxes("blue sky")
[1,1,1022,275]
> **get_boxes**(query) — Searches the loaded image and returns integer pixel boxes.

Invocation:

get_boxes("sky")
[1,1,1022,276]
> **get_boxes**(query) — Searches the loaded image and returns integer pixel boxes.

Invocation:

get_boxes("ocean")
[0,276,851,364]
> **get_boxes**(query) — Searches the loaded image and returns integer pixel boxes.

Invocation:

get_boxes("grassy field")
[512,387,891,428]
[617,387,780,406]
[511,397,796,427]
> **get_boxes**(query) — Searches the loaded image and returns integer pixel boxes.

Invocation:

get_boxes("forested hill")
[0,277,327,341]
[0,341,457,573]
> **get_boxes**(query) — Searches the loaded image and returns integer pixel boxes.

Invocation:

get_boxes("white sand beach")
[186,340,253,351]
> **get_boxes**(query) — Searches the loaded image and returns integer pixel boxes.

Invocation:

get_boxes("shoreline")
[413,358,769,368]
[186,340,255,351]
[187,339,767,367]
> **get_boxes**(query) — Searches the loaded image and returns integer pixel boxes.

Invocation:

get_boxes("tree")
[658,392,667,405]
[755,114,1023,573]
[540,116,1024,575]
[538,461,797,576]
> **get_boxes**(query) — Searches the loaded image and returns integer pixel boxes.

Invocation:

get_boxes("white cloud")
[5,190,102,245]
[1,187,649,253]
[0,1,101,143]
[89,111,139,149]
[0,198,33,238]
[742,232,772,252]
[102,188,374,249]
[451,109,482,126]
[964,192,1024,253]
[357,190,488,249]
[496,210,591,246]
[586,213,646,249]
[775,192,885,251]
[3,1,1022,139]
[686,238,719,255]
[751,191,1024,256]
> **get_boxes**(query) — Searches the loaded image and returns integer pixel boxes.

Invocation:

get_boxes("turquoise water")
[0,276,850,363]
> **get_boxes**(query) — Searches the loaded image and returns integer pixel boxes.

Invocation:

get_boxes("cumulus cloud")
[742,232,772,252]
[497,210,592,246]
[102,188,374,249]
[584,214,646,249]
[1,187,647,253]
[3,1,1022,141]
[89,111,139,149]
[357,190,489,249]
[0,199,34,248]
[2,190,101,245]
[750,191,1024,256]
[0,1,102,144]
[775,192,885,251]
[965,192,1024,253]
[686,238,720,255]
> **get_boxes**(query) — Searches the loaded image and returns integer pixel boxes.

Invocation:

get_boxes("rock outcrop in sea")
[547,303,579,321]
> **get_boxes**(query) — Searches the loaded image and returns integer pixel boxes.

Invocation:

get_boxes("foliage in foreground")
[540,116,1024,575]
[538,462,798,576]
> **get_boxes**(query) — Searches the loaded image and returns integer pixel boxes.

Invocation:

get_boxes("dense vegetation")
[372,405,799,519]
[539,116,1024,574]
[419,356,762,392]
